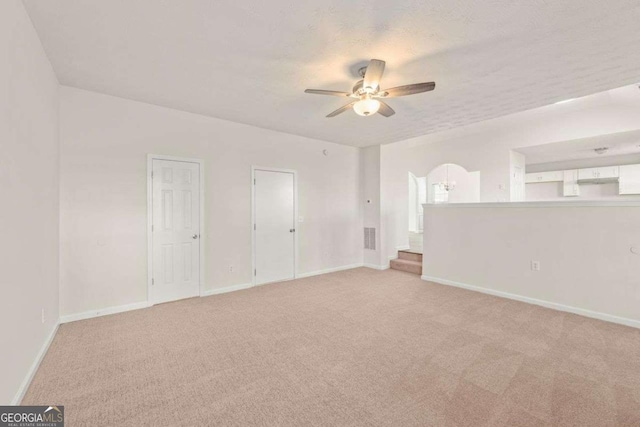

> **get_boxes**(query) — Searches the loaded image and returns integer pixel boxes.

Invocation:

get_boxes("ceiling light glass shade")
[353,98,380,116]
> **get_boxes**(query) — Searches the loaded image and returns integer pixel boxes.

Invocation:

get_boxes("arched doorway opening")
[426,163,480,204]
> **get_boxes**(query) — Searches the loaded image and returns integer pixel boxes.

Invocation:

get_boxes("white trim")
[147,154,205,306]
[202,283,253,296]
[423,200,640,208]
[297,263,363,278]
[364,263,390,270]
[421,275,640,329]
[60,301,151,324]
[12,323,59,405]
[251,166,298,287]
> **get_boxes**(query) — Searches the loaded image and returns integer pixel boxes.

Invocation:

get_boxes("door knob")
[192,234,199,239]
[289,229,295,233]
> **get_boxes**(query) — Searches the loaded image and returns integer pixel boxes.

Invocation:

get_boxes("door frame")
[251,166,298,287]
[147,154,205,304]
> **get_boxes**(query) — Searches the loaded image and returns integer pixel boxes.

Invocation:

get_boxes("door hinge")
[254,224,256,230]
[152,224,154,232]
[254,178,256,185]
[151,171,154,179]
[152,278,154,285]
[254,269,256,276]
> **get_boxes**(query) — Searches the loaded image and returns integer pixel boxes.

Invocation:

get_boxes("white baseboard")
[297,263,364,279]
[364,263,390,270]
[12,322,59,405]
[60,265,367,324]
[202,282,253,296]
[396,245,411,251]
[421,275,640,329]
[60,301,151,324]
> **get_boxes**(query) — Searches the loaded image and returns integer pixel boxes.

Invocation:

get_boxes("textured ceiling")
[23,0,640,147]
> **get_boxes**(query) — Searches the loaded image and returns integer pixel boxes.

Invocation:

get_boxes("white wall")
[0,1,59,404]
[421,204,640,326]
[59,87,362,317]
[407,173,418,232]
[360,145,385,267]
[381,87,640,261]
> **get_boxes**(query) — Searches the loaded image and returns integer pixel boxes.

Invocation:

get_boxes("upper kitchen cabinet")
[525,170,564,183]
[577,166,619,182]
[619,164,640,195]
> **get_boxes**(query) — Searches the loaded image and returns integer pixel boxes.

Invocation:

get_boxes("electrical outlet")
[531,260,541,271]
[229,265,233,273]
[41,309,45,324]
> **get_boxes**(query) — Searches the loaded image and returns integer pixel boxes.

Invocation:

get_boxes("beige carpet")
[24,268,640,426]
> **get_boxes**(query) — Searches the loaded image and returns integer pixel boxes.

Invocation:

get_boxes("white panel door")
[254,169,295,286]
[152,159,200,304]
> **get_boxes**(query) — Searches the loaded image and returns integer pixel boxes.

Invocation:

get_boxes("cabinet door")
[542,171,564,182]
[578,167,599,180]
[619,164,640,194]
[525,173,539,183]
[563,170,580,197]
[525,171,563,183]
[597,166,619,179]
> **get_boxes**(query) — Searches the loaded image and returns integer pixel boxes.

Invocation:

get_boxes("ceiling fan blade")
[305,89,352,97]
[379,82,436,97]
[326,101,356,118]
[377,101,395,117]
[363,59,385,91]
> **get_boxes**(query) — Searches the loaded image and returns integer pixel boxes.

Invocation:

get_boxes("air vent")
[364,227,376,250]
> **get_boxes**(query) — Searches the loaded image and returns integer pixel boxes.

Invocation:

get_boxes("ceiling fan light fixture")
[304,58,435,118]
[353,96,380,116]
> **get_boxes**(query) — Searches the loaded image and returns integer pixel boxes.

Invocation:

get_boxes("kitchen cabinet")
[578,166,619,181]
[619,164,640,195]
[525,170,564,183]
[563,169,580,197]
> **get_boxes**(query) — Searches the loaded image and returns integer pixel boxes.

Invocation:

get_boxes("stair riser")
[390,260,422,275]
[398,251,422,262]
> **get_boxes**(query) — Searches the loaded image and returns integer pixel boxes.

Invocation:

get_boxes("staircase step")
[390,258,422,275]
[398,250,422,263]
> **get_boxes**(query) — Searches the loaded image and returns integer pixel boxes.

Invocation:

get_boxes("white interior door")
[254,169,295,286]
[152,159,200,304]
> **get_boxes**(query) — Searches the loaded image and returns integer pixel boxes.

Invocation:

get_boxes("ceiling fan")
[304,59,435,118]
